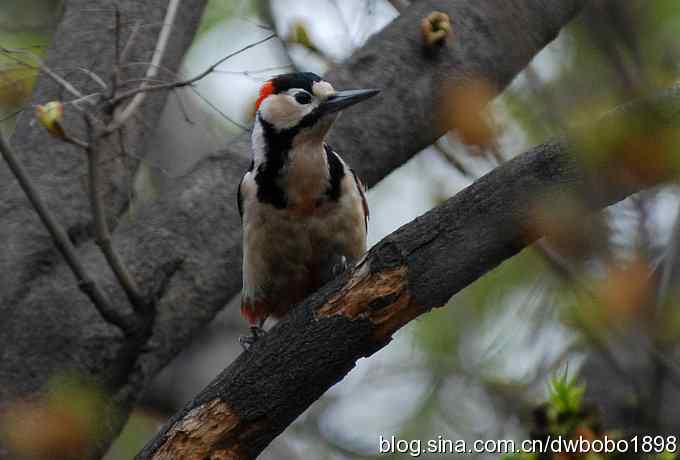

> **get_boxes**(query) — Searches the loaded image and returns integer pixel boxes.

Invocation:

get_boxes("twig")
[108,0,182,131]
[189,86,249,131]
[212,64,293,76]
[433,140,472,178]
[0,133,133,332]
[120,21,143,65]
[0,106,27,123]
[0,47,85,100]
[110,4,122,99]
[173,89,194,125]
[62,133,90,150]
[84,115,150,316]
[180,33,278,85]
[75,66,108,90]
[109,33,277,113]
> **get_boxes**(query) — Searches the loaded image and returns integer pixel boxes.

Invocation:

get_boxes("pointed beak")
[318,88,380,116]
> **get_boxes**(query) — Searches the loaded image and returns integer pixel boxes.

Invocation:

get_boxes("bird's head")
[254,72,379,143]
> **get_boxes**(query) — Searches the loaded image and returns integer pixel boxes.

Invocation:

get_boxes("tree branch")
[136,85,680,459]
[0,0,586,456]
[0,134,133,332]
[85,115,149,318]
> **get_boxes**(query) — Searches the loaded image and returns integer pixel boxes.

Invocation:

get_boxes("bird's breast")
[284,146,330,215]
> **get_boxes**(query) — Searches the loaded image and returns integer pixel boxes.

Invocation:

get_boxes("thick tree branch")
[136,85,680,459]
[0,0,585,456]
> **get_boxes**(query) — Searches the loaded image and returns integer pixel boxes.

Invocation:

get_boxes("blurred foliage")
[501,0,680,145]
[441,78,497,149]
[0,373,111,459]
[503,374,605,460]
[0,0,57,136]
[0,0,62,31]
[547,372,586,425]
[197,0,240,35]
[286,20,321,54]
[413,249,549,370]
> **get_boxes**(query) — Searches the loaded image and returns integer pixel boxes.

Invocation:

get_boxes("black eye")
[295,92,312,104]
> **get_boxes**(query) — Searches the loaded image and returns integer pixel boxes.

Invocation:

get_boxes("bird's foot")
[331,256,348,277]
[239,325,266,351]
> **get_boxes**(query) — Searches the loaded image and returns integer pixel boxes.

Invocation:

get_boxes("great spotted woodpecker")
[238,72,378,346]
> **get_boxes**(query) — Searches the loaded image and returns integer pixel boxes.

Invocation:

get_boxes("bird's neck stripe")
[325,144,345,202]
[254,117,292,209]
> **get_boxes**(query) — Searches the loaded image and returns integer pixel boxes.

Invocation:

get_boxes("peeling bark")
[151,399,243,460]
[318,263,417,341]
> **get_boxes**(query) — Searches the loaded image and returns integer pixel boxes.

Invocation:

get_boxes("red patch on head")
[255,80,275,111]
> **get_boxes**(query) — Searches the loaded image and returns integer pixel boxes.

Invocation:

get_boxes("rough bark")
[0,0,586,456]
[136,85,680,459]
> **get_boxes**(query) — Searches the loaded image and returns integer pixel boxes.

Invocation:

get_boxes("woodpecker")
[238,72,378,346]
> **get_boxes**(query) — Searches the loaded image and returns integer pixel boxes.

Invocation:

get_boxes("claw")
[332,256,348,277]
[239,324,266,351]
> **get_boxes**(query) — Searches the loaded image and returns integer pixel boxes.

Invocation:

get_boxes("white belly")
[241,178,366,304]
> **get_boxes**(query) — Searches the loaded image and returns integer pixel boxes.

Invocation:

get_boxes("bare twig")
[212,64,294,76]
[108,0,182,131]
[433,139,473,178]
[119,77,170,86]
[84,115,150,316]
[109,33,277,111]
[0,133,133,332]
[173,89,194,124]
[75,66,108,90]
[61,133,90,149]
[110,5,122,99]
[0,47,86,100]
[0,106,27,123]
[120,20,143,65]
[189,86,249,131]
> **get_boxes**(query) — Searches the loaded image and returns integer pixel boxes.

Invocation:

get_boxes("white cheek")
[260,95,316,130]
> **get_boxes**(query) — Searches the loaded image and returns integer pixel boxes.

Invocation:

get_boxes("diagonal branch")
[136,85,680,459]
